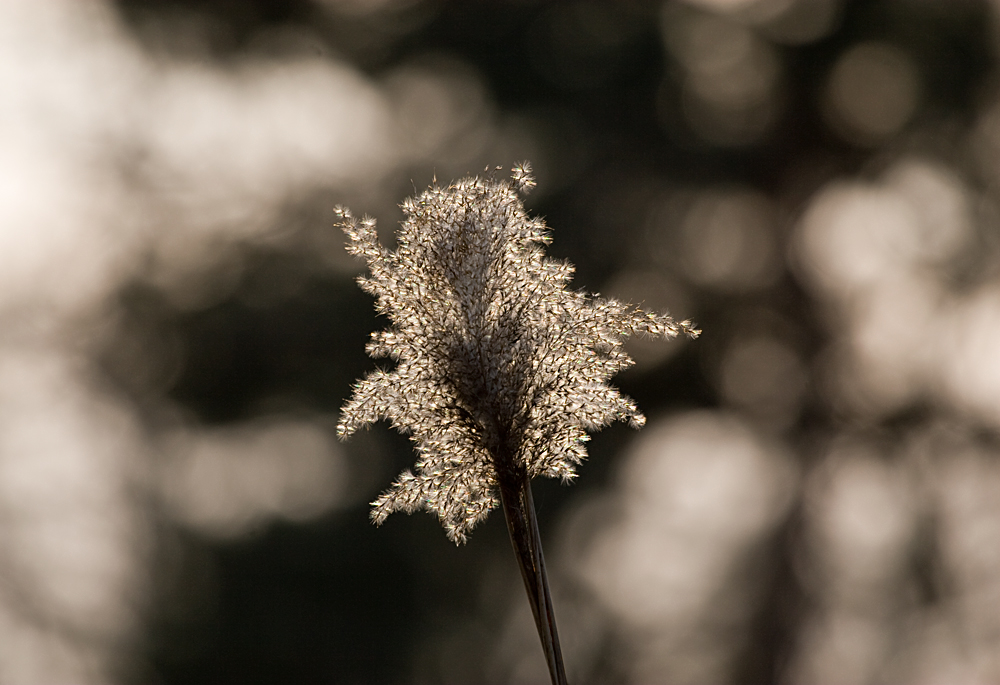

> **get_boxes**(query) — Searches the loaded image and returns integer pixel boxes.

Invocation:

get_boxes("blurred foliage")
[69,0,1000,683]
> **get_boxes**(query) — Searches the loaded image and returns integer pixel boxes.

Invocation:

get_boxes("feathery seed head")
[338,165,699,543]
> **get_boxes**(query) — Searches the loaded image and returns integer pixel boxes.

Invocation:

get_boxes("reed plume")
[337,163,698,684]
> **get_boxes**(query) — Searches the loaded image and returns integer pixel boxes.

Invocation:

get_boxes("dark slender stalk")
[497,462,568,685]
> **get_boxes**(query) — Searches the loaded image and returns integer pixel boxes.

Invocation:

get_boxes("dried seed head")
[338,164,699,543]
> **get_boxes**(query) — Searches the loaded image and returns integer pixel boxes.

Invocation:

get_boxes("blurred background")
[2,0,1000,682]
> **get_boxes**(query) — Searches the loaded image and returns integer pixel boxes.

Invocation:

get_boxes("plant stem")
[498,463,568,685]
